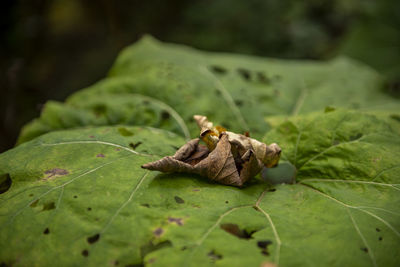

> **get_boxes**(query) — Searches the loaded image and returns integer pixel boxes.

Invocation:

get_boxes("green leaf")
[1,110,399,266]
[17,36,400,144]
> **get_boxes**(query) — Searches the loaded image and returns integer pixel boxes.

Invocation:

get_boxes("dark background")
[1,0,399,153]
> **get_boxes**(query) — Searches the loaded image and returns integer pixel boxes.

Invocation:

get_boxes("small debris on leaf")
[142,115,281,187]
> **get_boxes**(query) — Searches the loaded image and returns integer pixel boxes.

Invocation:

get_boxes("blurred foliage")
[1,0,399,152]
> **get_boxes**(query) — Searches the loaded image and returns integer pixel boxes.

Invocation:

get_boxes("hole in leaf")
[269,189,276,192]
[141,203,150,208]
[220,223,255,239]
[225,201,229,204]
[129,142,142,149]
[73,195,78,199]
[0,174,12,194]
[161,111,170,120]
[379,237,383,241]
[237,68,251,81]
[82,249,89,257]
[208,250,223,261]
[87,207,92,211]
[42,202,55,211]
[87,233,100,244]
[376,228,380,232]
[118,127,134,136]
[257,240,272,255]
[262,162,296,184]
[174,196,184,204]
[210,65,227,74]
[360,247,368,253]
[43,228,50,234]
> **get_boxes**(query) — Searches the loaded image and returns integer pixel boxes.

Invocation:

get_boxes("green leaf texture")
[1,110,399,266]
[17,36,400,144]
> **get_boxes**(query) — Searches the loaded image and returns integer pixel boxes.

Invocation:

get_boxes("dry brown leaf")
[141,115,281,187]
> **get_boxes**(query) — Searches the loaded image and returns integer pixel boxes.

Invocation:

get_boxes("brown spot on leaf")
[361,247,368,253]
[0,173,12,194]
[96,153,105,158]
[82,249,89,257]
[257,72,270,84]
[87,207,92,211]
[174,196,184,204]
[87,233,100,244]
[379,237,383,241]
[141,203,150,208]
[208,250,223,261]
[129,142,142,149]
[210,65,227,74]
[30,199,39,207]
[168,217,184,226]
[225,200,229,204]
[29,193,34,197]
[42,202,55,211]
[43,228,50,234]
[44,168,69,180]
[153,228,164,237]
[376,228,380,232]
[220,223,254,239]
[73,195,78,198]
[192,188,200,192]
[237,68,251,81]
[89,135,95,138]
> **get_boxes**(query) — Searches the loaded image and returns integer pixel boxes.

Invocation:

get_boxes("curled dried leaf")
[142,115,281,187]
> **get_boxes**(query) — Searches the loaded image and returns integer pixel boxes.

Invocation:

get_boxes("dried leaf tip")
[142,115,281,187]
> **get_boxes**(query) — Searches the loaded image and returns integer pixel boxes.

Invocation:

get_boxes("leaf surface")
[17,36,400,144]
[1,111,399,266]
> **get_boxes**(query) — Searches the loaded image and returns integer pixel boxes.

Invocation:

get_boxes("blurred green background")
[1,0,399,152]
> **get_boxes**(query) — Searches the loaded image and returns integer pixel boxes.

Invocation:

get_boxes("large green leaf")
[17,36,400,144]
[1,110,399,266]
